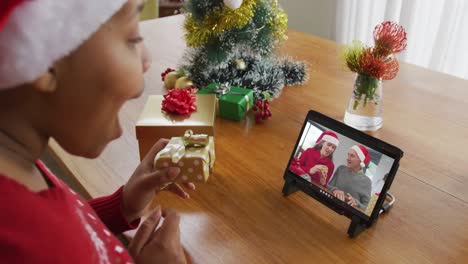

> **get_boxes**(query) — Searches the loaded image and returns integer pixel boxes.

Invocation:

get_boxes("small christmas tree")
[180,0,307,101]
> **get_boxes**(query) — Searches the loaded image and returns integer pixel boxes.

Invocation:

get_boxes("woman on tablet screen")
[290,131,339,187]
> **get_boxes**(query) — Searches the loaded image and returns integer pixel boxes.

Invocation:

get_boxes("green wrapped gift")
[198,83,254,121]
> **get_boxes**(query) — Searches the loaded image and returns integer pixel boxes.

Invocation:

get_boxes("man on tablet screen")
[328,145,372,210]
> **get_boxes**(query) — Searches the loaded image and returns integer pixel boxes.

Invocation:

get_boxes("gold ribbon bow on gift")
[183,129,209,146]
[157,130,209,164]
[207,83,251,111]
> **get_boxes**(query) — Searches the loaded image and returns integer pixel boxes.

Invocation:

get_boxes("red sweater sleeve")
[88,186,140,234]
[298,148,311,167]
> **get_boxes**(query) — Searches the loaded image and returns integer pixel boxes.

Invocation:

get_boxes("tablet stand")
[282,175,370,238]
[281,177,299,196]
[347,215,367,238]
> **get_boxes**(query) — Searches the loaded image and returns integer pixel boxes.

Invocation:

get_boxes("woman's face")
[46,0,146,158]
[320,141,337,157]
[346,149,361,170]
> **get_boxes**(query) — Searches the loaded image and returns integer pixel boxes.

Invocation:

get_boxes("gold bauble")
[164,72,179,90]
[175,76,194,89]
[235,59,247,70]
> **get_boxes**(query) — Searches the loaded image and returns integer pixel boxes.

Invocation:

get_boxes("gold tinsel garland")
[184,0,257,47]
[268,0,288,41]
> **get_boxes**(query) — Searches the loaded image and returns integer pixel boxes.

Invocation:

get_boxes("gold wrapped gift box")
[136,94,216,160]
[154,130,215,183]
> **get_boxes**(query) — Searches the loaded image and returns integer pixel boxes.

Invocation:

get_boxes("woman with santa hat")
[0,0,191,263]
[290,131,339,187]
[328,145,372,210]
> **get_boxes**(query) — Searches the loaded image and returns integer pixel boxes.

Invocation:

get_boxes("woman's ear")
[31,68,57,93]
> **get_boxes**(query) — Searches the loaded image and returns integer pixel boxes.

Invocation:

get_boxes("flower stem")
[353,74,380,110]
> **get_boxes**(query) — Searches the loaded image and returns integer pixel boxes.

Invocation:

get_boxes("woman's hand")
[122,139,196,222]
[309,165,323,175]
[319,168,328,185]
[319,173,327,185]
[129,206,187,264]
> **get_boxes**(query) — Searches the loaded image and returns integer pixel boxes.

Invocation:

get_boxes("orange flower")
[359,48,386,78]
[359,48,399,80]
[373,21,407,57]
[381,57,399,80]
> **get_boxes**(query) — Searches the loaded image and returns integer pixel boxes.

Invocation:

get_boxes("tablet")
[283,110,403,233]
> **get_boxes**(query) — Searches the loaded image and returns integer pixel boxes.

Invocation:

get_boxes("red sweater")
[0,160,140,263]
[298,148,335,187]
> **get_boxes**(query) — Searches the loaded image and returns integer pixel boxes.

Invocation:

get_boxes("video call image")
[289,121,395,216]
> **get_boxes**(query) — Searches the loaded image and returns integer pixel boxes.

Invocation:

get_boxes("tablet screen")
[288,120,396,216]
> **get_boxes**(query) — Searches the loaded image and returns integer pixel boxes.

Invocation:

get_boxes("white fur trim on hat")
[351,145,366,168]
[0,0,127,89]
[322,135,339,146]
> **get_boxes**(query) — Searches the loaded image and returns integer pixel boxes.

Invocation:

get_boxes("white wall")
[279,0,335,39]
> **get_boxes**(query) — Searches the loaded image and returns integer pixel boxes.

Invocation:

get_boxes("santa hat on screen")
[351,145,371,168]
[316,131,339,146]
[0,0,127,90]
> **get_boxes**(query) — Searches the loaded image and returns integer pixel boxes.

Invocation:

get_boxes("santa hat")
[316,131,339,146]
[0,0,127,90]
[351,145,371,168]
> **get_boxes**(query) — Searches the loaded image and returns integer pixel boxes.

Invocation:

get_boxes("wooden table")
[48,15,468,263]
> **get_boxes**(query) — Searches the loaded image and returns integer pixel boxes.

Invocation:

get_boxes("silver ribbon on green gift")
[207,83,251,111]
[157,130,209,163]
[212,83,231,95]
